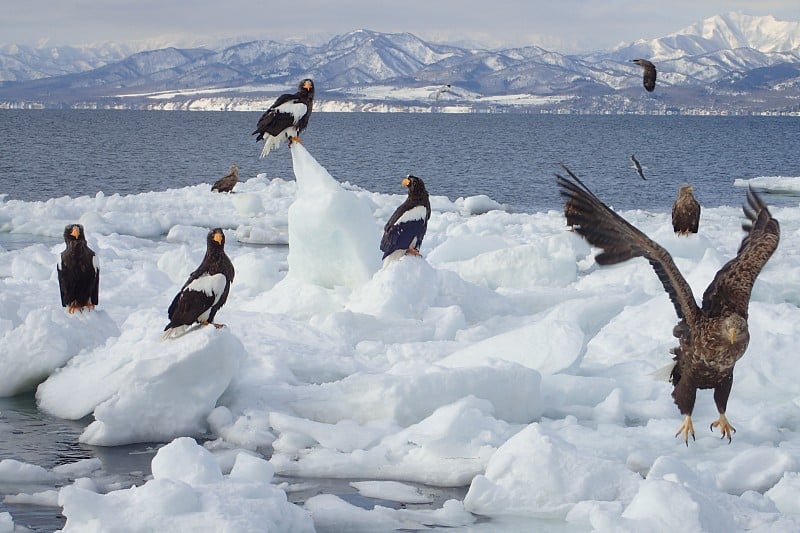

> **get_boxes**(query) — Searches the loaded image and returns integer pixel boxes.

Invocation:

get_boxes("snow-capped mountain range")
[1,12,798,114]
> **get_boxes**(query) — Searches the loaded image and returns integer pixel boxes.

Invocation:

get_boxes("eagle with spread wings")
[557,165,779,445]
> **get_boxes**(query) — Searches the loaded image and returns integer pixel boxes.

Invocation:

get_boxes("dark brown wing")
[701,188,779,318]
[212,174,237,193]
[556,165,700,324]
[633,59,657,92]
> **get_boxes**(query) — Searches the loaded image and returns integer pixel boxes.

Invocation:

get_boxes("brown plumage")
[212,165,239,193]
[672,184,701,235]
[557,165,779,445]
[631,58,657,92]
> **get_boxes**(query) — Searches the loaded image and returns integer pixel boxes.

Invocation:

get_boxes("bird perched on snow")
[380,175,431,261]
[631,58,657,92]
[630,155,646,180]
[252,79,314,158]
[163,228,235,338]
[672,184,701,235]
[57,224,99,314]
[212,164,239,193]
[557,165,779,445]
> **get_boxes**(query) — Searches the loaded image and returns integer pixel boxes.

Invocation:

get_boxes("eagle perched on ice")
[672,184,701,235]
[163,228,235,338]
[631,58,657,92]
[212,165,239,193]
[381,175,431,261]
[57,224,99,313]
[557,165,779,445]
[252,79,314,158]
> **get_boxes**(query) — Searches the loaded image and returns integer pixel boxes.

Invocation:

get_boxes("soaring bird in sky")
[57,224,99,314]
[252,79,314,158]
[164,228,235,338]
[631,58,657,92]
[630,155,646,180]
[212,164,239,193]
[672,184,701,235]
[557,165,779,445]
[380,175,432,261]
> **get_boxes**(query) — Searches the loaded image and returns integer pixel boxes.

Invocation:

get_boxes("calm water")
[1,110,799,212]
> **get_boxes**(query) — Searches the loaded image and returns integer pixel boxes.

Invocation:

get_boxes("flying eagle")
[212,165,239,193]
[380,175,431,261]
[164,228,235,338]
[630,155,646,180]
[557,165,779,445]
[631,59,657,92]
[252,78,314,158]
[672,184,701,235]
[57,224,99,314]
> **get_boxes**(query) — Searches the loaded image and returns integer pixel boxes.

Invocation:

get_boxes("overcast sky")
[2,1,798,52]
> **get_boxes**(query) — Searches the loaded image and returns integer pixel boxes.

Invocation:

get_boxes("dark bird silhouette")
[164,228,235,338]
[631,59,657,92]
[252,79,314,158]
[672,184,701,235]
[57,224,99,314]
[630,155,646,180]
[557,165,779,445]
[212,165,239,193]
[380,175,431,261]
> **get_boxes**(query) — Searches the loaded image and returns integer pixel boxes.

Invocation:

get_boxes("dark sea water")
[2,110,799,212]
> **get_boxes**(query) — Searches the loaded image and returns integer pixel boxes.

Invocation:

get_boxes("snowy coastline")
[1,147,800,531]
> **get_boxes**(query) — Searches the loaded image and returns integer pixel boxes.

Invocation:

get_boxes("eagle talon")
[675,415,696,446]
[710,414,736,443]
[406,248,421,256]
[289,136,302,145]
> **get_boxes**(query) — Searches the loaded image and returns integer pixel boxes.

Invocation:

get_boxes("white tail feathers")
[259,135,284,158]
[161,324,197,340]
[651,362,676,382]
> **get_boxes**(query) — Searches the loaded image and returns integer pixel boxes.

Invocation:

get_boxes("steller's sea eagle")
[252,79,314,158]
[380,175,431,261]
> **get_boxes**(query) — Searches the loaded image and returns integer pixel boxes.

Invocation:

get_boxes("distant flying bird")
[57,224,99,314]
[631,58,657,92]
[630,154,646,180]
[164,228,235,339]
[252,79,315,158]
[380,175,431,261]
[432,84,452,104]
[672,184,701,235]
[557,165,779,445]
[212,164,239,193]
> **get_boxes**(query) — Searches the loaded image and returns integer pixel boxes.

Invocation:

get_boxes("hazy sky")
[2,1,799,52]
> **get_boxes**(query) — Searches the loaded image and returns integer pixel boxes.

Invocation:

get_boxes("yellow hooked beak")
[402,177,410,187]
[728,327,737,344]
[213,232,223,245]
[70,226,81,239]
[303,80,313,90]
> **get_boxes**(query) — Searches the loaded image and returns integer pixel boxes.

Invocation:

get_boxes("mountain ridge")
[1,12,798,115]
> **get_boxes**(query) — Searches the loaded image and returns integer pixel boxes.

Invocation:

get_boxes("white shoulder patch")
[93,254,100,271]
[185,273,227,304]
[275,101,308,123]
[396,205,428,225]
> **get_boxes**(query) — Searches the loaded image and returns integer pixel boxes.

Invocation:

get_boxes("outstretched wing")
[701,188,779,318]
[556,165,700,324]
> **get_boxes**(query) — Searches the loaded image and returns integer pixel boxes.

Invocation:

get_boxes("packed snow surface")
[0,146,799,531]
